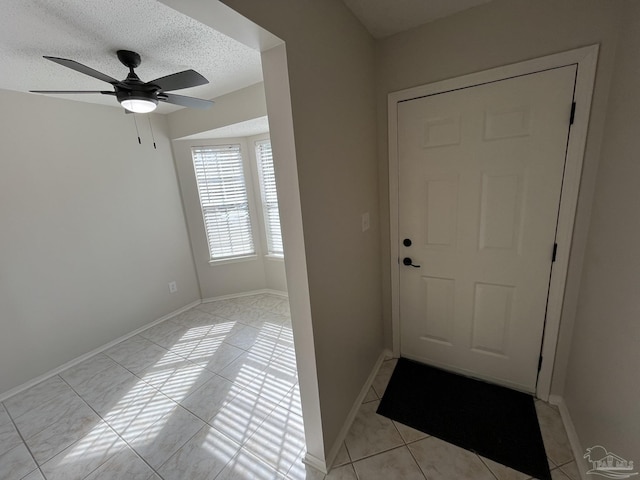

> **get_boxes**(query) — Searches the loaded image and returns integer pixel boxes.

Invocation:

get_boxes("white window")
[191,144,255,260]
[255,140,283,256]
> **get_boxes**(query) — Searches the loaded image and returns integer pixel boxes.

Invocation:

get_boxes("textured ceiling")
[342,0,494,38]
[0,0,263,113]
[1,0,496,115]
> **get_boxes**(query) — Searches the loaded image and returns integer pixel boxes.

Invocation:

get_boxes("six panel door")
[398,66,576,392]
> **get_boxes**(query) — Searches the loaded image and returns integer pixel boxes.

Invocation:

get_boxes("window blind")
[255,140,283,256]
[191,144,255,260]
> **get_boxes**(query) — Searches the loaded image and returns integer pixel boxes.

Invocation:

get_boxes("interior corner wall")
[259,43,325,464]
[171,136,270,299]
[246,133,288,294]
[375,0,622,394]
[0,90,200,396]
[218,0,384,457]
[166,83,288,299]
[166,82,267,140]
[562,0,640,460]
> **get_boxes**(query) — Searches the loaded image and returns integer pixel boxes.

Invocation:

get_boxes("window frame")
[189,139,263,264]
[254,137,284,258]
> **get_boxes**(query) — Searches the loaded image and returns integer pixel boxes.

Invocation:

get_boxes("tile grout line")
[342,440,355,476]
[283,444,309,479]
[60,355,255,480]
[141,315,293,380]
[2,398,46,480]
[348,443,418,466]
[56,369,199,480]
[142,416,207,480]
[142,319,296,475]
[77,341,289,480]
[369,368,570,480]
[391,415,429,480]
[6,297,295,480]
[56,374,157,480]
[404,443,428,480]
[93,347,236,443]
[477,453,506,480]
[345,369,428,476]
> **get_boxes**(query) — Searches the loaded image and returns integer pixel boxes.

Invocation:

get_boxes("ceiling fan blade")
[43,56,119,84]
[30,90,115,95]
[161,93,214,109]
[149,69,208,92]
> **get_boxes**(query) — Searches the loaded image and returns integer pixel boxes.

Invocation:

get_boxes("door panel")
[398,66,576,392]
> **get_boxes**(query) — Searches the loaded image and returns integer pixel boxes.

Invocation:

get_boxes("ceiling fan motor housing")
[115,82,159,110]
[116,50,141,69]
[116,89,158,104]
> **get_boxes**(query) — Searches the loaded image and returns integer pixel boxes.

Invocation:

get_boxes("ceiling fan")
[30,50,214,113]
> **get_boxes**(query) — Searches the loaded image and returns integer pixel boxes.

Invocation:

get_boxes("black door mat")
[377,357,551,480]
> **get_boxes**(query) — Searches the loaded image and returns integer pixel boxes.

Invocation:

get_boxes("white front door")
[398,66,576,392]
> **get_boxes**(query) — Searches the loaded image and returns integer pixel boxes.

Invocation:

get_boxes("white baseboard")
[0,299,201,402]
[1,290,285,401]
[201,288,288,303]
[549,394,588,480]
[312,348,393,472]
[302,452,328,475]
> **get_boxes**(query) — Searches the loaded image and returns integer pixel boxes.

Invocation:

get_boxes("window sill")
[208,255,258,266]
[265,254,284,262]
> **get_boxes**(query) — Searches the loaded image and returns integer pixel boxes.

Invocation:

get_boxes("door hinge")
[552,243,558,263]
[569,102,576,125]
[538,355,543,372]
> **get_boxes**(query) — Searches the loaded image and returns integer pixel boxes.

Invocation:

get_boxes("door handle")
[403,257,421,268]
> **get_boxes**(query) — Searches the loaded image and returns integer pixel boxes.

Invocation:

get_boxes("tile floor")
[327,360,580,480]
[0,293,579,480]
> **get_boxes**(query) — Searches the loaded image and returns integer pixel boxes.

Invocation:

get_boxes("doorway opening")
[388,45,599,400]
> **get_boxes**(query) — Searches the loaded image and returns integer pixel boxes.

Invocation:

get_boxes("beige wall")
[375,0,622,397]
[563,0,640,460]
[218,0,384,457]
[0,90,200,396]
[167,83,267,141]
[260,43,326,464]
[376,0,640,466]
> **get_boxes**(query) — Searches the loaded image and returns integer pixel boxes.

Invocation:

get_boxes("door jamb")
[388,45,599,400]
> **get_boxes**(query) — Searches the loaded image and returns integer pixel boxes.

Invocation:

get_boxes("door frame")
[388,45,599,400]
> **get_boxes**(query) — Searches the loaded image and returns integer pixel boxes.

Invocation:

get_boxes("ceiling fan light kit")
[119,94,158,113]
[30,50,214,113]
